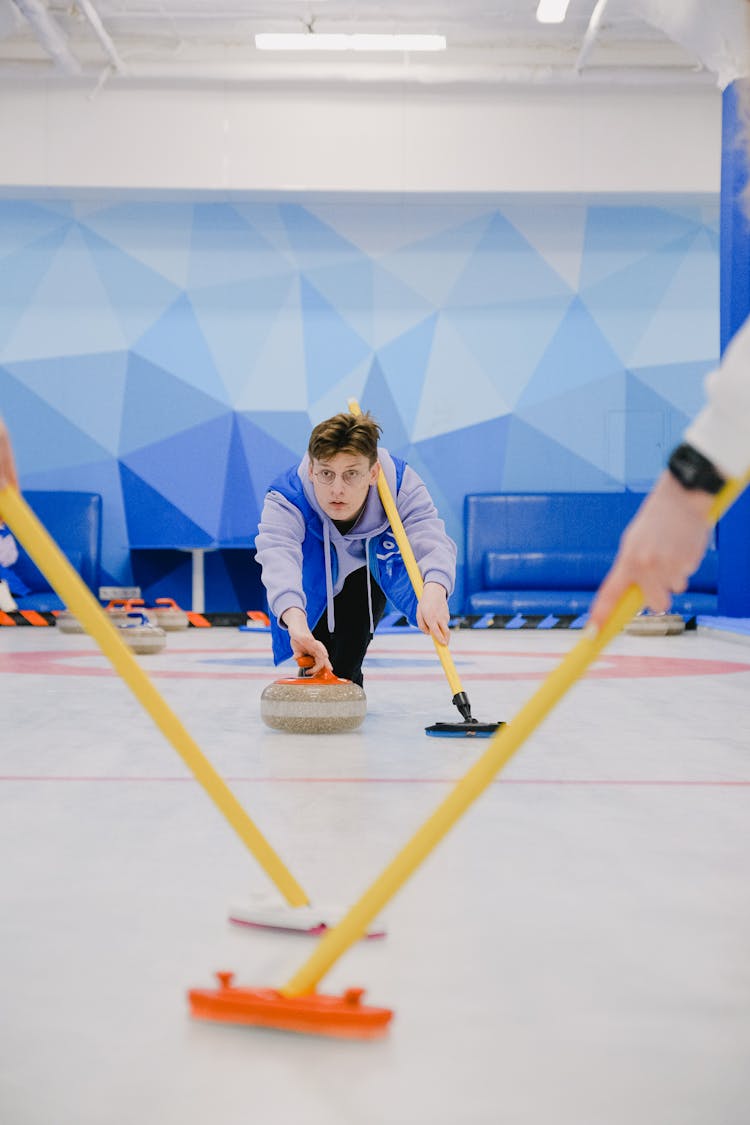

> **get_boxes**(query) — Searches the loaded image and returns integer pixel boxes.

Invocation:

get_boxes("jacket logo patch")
[376,539,400,562]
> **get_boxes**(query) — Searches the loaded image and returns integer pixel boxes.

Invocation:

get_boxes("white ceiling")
[0,0,746,89]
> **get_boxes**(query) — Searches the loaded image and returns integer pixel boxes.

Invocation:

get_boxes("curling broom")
[189,470,749,1037]
[348,398,502,737]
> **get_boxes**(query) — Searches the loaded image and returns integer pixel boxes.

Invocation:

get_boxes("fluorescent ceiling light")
[255,33,446,52]
[536,0,572,23]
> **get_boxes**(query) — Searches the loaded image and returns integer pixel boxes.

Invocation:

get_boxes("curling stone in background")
[57,596,144,635]
[261,656,367,734]
[239,610,272,632]
[56,609,85,634]
[118,611,167,655]
[148,597,190,631]
[104,597,145,625]
[625,611,685,636]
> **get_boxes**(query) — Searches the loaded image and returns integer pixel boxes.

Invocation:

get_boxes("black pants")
[312,567,386,686]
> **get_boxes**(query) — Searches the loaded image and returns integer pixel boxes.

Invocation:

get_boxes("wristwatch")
[667,442,726,495]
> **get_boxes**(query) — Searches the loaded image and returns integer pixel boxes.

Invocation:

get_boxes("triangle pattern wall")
[0,198,719,609]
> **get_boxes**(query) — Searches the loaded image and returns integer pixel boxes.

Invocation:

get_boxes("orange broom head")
[188,972,393,1040]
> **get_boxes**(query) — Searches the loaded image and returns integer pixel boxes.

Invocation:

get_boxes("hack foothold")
[260,656,366,734]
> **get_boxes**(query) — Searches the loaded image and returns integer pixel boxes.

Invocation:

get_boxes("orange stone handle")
[294,654,347,685]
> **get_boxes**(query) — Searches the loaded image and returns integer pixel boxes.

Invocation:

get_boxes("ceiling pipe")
[0,60,714,88]
[77,0,128,75]
[8,0,82,75]
[575,0,613,73]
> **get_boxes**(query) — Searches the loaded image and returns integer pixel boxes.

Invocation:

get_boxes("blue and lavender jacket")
[255,448,456,665]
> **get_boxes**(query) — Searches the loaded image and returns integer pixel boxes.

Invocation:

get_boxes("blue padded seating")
[464,492,718,617]
[11,491,103,612]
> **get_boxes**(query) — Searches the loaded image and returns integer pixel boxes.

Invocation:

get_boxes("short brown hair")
[308,412,382,465]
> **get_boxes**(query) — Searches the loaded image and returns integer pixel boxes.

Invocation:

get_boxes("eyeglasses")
[313,467,369,487]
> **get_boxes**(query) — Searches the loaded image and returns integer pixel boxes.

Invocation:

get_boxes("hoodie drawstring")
[364,534,375,636]
[323,524,377,637]
[323,521,335,632]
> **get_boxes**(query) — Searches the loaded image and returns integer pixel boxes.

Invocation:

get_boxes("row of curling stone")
[56,596,189,653]
[261,655,367,734]
[57,596,189,633]
[58,605,166,653]
[625,611,685,636]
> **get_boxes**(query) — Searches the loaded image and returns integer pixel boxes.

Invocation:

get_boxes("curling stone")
[118,611,167,654]
[148,597,189,631]
[261,656,366,734]
[56,609,84,634]
[625,611,685,636]
[105,597,145,625]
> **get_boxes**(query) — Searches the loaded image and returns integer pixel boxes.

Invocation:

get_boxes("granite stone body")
[261,673,367,734]
[625,613,685,636]
[149,607,190,631]
[119,620,167,654]
[56,610,85,634]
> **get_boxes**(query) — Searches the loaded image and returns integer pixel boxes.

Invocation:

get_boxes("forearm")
[281,606,308,631]
[255,493,307,621]
[589,471,714,627]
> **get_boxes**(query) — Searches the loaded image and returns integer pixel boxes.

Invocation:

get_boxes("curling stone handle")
[295,654,346,685]
[296,655,316,678]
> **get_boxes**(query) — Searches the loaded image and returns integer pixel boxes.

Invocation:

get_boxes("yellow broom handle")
[347,398,463,698]
[282,471,749,995]
[0,485,309,908]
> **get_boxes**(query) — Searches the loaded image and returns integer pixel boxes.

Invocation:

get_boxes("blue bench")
[11,491,102,612]
[464,492,718,617]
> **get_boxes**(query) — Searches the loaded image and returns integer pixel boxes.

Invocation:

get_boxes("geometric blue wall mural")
[0,196,719,609]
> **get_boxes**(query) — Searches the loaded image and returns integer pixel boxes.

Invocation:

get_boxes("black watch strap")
[667,442,726,495]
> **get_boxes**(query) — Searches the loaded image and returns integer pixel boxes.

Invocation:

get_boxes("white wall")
[0,81,722,195]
